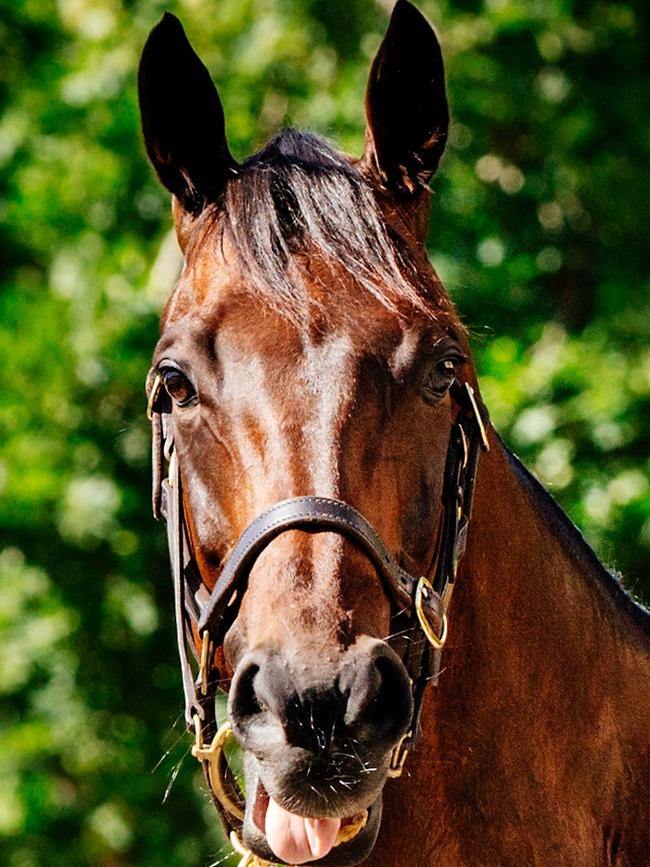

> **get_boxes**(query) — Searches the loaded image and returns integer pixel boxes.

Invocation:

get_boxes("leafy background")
[1,0,649,864]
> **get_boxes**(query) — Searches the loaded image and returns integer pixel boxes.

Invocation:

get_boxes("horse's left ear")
[138,13,237,225]
[362,0,449,198]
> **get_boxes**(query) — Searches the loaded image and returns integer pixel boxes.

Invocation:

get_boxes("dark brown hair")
[210,129,447,323]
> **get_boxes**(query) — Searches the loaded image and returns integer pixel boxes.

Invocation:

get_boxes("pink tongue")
[265,796,341,864]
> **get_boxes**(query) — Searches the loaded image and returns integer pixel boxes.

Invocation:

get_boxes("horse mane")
[208,129,450,323]
[502,437,650,640]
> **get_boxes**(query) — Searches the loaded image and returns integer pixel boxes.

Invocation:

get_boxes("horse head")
[139,3,488,864]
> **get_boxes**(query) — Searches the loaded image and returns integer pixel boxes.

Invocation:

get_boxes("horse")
[138,2,650,865]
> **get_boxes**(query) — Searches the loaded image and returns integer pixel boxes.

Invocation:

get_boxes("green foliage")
[1,0,648,864]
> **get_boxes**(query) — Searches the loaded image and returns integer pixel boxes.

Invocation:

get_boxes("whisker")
[346,738,376,775]
[162,747,190,804]
[383,626,419,641]
[207,843,237,867]
[152,727,188,774]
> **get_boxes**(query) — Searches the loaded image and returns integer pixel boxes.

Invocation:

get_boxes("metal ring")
[415,577,448,649]
[192,720,246,821]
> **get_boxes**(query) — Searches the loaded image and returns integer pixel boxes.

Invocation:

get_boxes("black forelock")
[206,129,448,323]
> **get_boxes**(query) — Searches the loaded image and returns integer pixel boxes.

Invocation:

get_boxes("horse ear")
[362,0,449,197]
[138,13,236,218]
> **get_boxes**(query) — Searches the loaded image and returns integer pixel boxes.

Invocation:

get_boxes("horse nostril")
[229,659,261,722]
[343,646,413,744]
[372,654,413,734]
[229,645,412,757]
[229,650,294,737]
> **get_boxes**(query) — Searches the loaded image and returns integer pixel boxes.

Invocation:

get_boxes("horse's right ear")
[138,13,236,222]
[361,0,448,198]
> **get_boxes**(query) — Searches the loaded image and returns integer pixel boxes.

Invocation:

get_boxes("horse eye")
[421,356,460,404]
[162,368,196,406]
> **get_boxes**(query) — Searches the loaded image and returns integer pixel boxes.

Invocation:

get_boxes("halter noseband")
[147,375,489,840]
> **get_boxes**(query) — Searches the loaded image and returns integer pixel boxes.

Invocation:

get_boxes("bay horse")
[138,2,650,865]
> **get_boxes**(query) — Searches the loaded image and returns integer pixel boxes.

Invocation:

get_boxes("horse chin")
[239,752,384,866]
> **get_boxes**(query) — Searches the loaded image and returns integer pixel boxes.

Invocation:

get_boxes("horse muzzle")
[222,638,412,865]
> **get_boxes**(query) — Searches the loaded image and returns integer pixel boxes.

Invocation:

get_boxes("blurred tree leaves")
[0,0,648,864]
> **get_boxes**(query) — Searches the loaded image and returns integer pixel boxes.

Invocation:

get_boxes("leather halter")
[147,374,489,823]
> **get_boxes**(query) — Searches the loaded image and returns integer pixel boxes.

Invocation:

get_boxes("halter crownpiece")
[146,374,489,846]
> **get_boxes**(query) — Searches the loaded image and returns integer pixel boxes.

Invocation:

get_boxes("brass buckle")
[387,730,411,778]
[192,718,246,821]
[415,577,448,649]
[463,383,490,452]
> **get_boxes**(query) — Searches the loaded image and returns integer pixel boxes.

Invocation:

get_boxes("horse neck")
[455,434,650,698]
[375,433,650,865]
